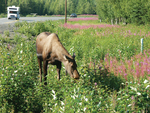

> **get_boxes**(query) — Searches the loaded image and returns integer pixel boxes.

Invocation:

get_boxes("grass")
[0,18,150,112]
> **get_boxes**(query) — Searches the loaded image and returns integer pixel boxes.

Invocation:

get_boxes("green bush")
[96,0,150,25]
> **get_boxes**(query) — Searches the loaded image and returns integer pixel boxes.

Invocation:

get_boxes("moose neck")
[56,44,72,61]
[54,42,73,71]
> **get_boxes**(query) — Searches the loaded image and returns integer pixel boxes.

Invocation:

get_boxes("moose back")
[36,32,80,85]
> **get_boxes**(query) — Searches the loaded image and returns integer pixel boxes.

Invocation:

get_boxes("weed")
[4,30,10,37]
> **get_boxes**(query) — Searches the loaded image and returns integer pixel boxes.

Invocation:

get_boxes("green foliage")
[15,20,56,36]
[1,0,96,16]
[96,0,150,25]
[4,30,10,37]
[0,0,6,14]
[0,13,7,18]
[0,20,150,112]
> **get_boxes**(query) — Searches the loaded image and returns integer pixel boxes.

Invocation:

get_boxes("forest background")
[0,0,150,25]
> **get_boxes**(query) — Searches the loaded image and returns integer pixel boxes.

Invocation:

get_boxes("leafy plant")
[4,30,10,37]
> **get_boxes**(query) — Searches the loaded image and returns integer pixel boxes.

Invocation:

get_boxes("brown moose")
[36,32,80,85]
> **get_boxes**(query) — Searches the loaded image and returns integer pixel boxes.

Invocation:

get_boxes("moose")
[36,32,80,85]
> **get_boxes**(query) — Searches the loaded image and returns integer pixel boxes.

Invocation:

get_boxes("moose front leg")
[38,58,42,82]
[56,61,61,80]
[43,60,48,85]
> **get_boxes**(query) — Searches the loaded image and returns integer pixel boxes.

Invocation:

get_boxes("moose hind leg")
[43,60,48,85]
[38,58,42,82]
[56,61,61,80]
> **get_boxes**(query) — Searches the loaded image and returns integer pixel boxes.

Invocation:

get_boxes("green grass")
[0,20,150,112]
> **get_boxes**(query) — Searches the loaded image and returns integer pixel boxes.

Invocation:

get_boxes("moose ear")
[72,52,76,59]
[63,54,71,61]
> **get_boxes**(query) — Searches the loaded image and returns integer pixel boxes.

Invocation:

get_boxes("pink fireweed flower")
[7,44,10,50]
[63,23,119,29]
[94,82,97,86]
[131,96,134,100]
[68,17,99,21]
[104,50,150,81]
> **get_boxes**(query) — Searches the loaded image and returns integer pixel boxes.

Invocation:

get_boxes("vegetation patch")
[0,19,150,112]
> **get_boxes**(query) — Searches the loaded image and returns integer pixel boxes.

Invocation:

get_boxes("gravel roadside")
[0,23,15,34]
[0,23,28,40]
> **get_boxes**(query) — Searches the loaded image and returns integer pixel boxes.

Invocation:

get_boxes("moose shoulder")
[36,32,80,85]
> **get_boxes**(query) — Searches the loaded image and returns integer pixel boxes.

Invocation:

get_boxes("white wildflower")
[52,90,56,100]
[60,106,65,111]
[20,50,23,54]
[79,102,82,105]
[83,107,86,111]
[146,85,150,89]
[84,96,88,102]
[130,86,137,92]
[52,90,55,94]
[128,104,132,107]
[55,103,57,106]
[14,70,18,73]
[62,66,65,69]
[11,78,13,81]
[84,74,87,77]
[137,83,140,86]
[85,98,88,102]
[121,82,124,85]
[61,101,65,106]
[106,104,108,108]
[117,98,121,100]
[97,101,101,107]
[137,92,141,96]
[21,43,23,46]
[52,94,56,100]
[144,80,149,84]
[50,108,53,110]
[69,46,74,53]
[71,95,75,99]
